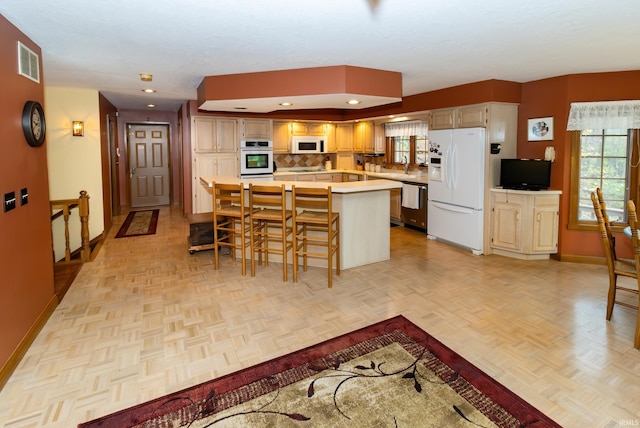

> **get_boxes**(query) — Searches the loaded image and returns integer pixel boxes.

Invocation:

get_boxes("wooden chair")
[291,185,340,288]
[624,200,640,348]
[248,183,293,281]
[212,182,252,276]
[591,190,639,348]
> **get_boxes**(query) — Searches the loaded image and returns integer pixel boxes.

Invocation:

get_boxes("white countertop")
[200,175,402,193]
[274,169,429,184]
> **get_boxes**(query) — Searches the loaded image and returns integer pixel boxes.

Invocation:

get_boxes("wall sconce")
[72,121,84,137]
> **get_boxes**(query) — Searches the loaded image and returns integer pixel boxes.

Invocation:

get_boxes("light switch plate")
[4,191,16,212]
[20,188,28,205]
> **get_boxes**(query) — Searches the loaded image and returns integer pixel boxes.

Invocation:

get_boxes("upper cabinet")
[240,118,272,140]
[192,117,238,153]
[336,123,354,152]
[354,121,374,153]
[374,123,386,154]
[430,105,488,129]
[273,121,290,153]
[290,122,327,136]
[273,121,336,153]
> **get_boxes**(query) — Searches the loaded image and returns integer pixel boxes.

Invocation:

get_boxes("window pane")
[577,129,630,223]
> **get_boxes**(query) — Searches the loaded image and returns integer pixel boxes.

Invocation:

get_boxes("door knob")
[130,167,136,176]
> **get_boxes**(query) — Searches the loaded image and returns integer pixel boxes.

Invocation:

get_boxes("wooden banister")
[50,190,91,263]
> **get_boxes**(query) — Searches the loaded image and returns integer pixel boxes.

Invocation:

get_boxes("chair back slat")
[292,186,332,212]
[249,184,287,210]
[591,191,616,272]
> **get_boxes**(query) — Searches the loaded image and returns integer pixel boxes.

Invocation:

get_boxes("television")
[499,159,552,191]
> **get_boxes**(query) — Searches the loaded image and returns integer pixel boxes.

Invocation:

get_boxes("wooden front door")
[128,124,170,207]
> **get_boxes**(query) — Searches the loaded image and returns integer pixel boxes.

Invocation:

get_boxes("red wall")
[0,15,54,374]
[519,71,640,259]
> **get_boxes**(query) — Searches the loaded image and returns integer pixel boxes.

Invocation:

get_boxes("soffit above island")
[197,65,403,114]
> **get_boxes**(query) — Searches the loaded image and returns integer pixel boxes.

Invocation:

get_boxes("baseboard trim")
[557,253,606,265]
[0,295,58,391]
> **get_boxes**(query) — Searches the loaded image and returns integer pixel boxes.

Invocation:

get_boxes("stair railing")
[50,190,91,263]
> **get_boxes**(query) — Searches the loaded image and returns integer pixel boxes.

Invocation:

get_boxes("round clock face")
[22,101,46,147]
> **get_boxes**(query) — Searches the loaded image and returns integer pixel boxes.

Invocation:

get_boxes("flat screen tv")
[499,159,552,191]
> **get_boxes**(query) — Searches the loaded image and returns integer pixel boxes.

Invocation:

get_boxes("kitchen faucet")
[403,156,409,174]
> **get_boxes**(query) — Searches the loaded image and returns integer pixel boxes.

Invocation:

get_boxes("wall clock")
[22,100,46,147]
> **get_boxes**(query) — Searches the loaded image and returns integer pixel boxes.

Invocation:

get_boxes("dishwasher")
[400,182,428,232]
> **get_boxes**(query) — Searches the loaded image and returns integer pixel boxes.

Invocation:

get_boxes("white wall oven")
[240,140,274,178]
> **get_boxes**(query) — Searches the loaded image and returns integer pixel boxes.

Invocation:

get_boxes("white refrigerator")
[427,128,485,254]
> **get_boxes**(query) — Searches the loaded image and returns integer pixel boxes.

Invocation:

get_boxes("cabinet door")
[290,122,308,136]
[325,123,337,152]
[296,175,316,182]
[532,206,559,253]
[193,117,216,153]
[354,121,373,152]
[390,188,401,221]
[193,156,216,214]
[374,123,386,154]
[314,173,334,182]
[491,202,522,251]
[336,124,354,152]
[273,121,291,153]
[458,105,487,128]
[216,118,238,152]
[308,123,326,136]
[430,109,456,130]
[241,119,272,140]
[215,153,239,177]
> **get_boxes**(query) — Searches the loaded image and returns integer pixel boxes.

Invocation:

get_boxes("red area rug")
[114,209,159,238]
[78,315,559,427]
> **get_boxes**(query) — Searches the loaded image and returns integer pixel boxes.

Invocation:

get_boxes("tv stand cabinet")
[490,188,561,260]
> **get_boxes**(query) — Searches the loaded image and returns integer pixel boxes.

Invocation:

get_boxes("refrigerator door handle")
[451,143,458,190]
[446,145,453,189]
[431,201,475,214]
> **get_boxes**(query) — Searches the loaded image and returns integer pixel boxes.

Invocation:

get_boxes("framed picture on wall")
[528,117,554,141]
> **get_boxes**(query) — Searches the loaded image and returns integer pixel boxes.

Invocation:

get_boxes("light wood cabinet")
[374,123,386,154]
[354,121,374,153]
[336,123,354,152]
[458,105,487,128]
[430,109,456,130]
[342,173,361,182]
[240,118,272,140]
[192,153,239,214]
[490,189,561,259]
[273,121,290,153]
[429,105,488,129]
[290,122,327,136]
[192,117,238,153]
[324,123,337,152]
[390,188,401,222]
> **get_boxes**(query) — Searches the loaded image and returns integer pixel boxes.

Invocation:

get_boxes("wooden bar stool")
[249,183,293,281]
[212,182,252,276]
[291,185,340,288]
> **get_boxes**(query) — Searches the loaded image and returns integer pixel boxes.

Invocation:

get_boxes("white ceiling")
[1,0,639,113]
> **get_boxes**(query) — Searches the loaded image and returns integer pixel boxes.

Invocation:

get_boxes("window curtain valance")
[566,100,640,130]
[384,120,428,137]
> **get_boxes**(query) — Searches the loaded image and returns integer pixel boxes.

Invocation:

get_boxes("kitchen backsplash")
[274,153,333,169]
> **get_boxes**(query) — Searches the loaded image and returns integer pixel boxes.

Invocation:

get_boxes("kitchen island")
[200,175,402,269]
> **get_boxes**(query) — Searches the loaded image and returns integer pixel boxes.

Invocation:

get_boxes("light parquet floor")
[1,205,639,427]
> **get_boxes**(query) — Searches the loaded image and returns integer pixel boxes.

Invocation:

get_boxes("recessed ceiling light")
[140,73,153,82]
[234,107,247,110]
[279,102,293,106]
[347,99,361,105]
[146,104,156,108]
[142,88,156,93]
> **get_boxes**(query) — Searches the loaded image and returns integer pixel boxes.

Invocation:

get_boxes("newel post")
[78,190,91,262]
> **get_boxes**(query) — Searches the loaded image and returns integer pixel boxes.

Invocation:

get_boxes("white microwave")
[291,136,327,154]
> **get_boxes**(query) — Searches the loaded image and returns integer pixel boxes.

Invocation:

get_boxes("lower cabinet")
[390,188,401,222]
[192,153,238,214]
[490,189,561,259]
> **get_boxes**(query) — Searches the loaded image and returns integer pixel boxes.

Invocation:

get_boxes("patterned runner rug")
[114,209,159,238]
[78,315,559,427]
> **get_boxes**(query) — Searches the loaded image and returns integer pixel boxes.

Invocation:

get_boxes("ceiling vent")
[18,42,40,83]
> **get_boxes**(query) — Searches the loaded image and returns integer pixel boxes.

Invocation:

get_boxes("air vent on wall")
[18,41,40,83]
